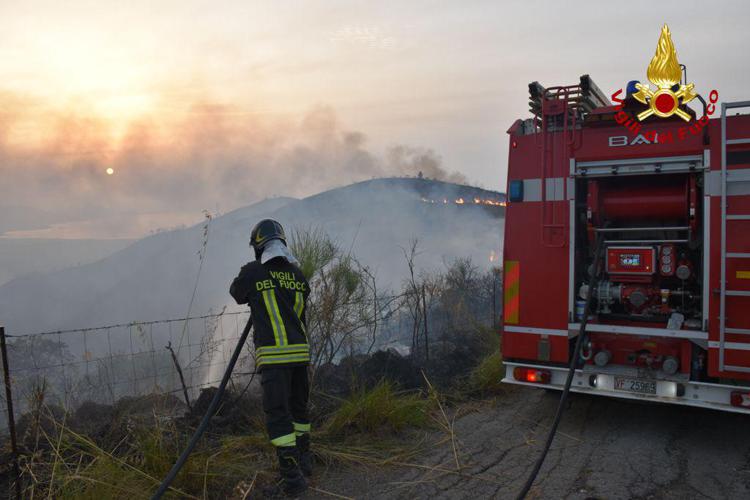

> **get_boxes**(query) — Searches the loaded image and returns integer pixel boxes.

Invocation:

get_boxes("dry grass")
[15,403,275,499]
[11,380,437,499]
[324,381,431,436]
[6,337,508,498]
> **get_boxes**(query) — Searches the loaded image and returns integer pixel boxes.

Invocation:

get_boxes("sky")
[2,0,749,238]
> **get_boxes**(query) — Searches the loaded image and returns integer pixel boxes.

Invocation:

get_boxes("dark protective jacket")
[230,258,310,369]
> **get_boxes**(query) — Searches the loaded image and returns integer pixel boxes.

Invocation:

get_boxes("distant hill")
[0,178,504,335]
[0,238,134,286]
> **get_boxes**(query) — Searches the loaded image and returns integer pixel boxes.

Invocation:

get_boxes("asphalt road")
[310,385,750,499]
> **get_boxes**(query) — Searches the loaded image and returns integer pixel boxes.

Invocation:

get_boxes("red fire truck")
[501,74,750,413]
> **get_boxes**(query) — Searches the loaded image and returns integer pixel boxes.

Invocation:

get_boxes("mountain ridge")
[0,177,504,335]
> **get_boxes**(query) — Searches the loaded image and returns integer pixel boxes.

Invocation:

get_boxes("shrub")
[468,349,504,395]
[326,381,430,435]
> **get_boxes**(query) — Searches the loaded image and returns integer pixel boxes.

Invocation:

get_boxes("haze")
[2,0,749,238]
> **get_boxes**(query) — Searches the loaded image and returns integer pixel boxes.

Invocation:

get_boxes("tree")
[289,227,396,378]
[400,239,444,365]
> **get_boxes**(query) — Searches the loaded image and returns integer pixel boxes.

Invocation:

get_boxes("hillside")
[0,238,134,286]
[0,178,504,335]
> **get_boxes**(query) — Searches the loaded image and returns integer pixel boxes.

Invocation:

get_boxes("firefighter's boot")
[265,446,307,498]
[296,433,313,477]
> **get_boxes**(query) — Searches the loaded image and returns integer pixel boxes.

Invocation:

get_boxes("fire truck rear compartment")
[573,170,705,378]
[581,172,703,326]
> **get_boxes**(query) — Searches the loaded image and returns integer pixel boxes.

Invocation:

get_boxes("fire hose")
[515,237,604,500]
[151,316,253,500]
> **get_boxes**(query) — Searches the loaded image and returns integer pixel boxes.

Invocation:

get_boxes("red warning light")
[513,367,551,384]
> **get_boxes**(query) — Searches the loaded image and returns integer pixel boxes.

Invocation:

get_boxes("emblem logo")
[609,24,719,144]
[632,24,696,122]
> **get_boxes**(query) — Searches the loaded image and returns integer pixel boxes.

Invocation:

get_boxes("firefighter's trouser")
[261,365,310,447]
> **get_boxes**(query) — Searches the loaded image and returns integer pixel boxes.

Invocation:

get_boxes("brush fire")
[420,196,506,206]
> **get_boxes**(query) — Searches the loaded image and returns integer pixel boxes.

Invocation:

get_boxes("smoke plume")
[0,92,465,238]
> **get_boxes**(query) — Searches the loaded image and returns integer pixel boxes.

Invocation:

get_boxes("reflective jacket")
[230,258,310,369]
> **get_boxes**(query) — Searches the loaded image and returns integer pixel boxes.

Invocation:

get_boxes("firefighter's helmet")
[250,219,287,258]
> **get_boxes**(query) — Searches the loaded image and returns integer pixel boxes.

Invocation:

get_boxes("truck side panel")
[503,132,570,364]
[707,115,750,378]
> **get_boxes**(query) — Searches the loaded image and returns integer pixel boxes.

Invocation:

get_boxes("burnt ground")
[305,385,750,500]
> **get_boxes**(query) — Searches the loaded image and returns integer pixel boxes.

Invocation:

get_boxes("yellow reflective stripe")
[258,353,308,360]
[257,344,309,355]
[270,290,288,345]
[259,353,310,361]
[262,290,282,346]
[258,352,309,360]
[257,354,310,366]
[504,260,520,324]
[294,291,304,318]
[263,289,288,346]
[294,291,303,317]
[294,291,306,334]
[270,432,296,447]
[293,422,311,433]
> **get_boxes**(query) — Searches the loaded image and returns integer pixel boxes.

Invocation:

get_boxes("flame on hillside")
[489,249,499,263]
[420,197,506,207]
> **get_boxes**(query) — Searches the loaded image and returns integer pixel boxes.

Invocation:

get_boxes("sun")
[106,167,115,175]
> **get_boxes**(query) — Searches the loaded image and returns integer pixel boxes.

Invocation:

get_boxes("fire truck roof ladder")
[528,75,610,117]
[719,100,750,373]
[531,76,609,248]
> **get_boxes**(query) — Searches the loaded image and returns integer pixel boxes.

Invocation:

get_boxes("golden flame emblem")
[632,24,697,121]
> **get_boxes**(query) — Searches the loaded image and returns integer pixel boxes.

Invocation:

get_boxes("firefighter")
[230,219,313,497]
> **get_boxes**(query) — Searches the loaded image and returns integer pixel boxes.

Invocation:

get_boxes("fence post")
[165,342,192,411]
[1,326,22,499]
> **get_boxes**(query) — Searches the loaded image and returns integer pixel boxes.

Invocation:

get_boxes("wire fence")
[0,311,253,434]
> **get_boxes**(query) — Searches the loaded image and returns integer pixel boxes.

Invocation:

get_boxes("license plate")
[614,376,656,395]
